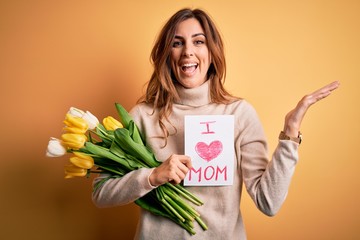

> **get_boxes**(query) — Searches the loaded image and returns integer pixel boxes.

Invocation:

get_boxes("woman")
[92,8,339,239]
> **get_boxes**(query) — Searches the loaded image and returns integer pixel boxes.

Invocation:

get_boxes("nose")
[182,42,194,57]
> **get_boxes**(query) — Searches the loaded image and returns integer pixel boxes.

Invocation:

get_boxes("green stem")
[186,219,194,229]
[165,183,204,206]
[137,190,198,235]
[161,202,196,235]
[163,192,194,221]
[195,216,208,231]
[156,188,185,222]
[162,186,200,217]
[175,219,196,235]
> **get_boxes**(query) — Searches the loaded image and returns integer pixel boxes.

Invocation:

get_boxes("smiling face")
[170,18,211,89]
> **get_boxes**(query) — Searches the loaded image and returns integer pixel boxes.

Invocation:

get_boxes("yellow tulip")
[68,107,99,130]
[70,152,94,169]
[63,126,87,134]
[63,113,88,131]
[103,116,123,131]
[64,163,87,178]
[61,133,87,149]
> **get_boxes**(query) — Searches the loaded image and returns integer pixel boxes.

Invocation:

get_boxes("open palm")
[283,81,340,137]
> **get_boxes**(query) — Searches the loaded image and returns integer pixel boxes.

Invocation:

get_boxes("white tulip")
[46,137,67,157]
[82,111,99,130]
[68,107,85,118]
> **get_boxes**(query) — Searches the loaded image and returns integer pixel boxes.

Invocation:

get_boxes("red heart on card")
[195,140,223,162]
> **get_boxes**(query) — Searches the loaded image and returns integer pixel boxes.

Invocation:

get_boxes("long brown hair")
[139,8,236,144]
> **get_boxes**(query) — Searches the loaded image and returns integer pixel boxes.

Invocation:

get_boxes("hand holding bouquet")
[46,103,207,235]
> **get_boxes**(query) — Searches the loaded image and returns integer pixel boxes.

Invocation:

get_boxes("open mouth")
[181,63,198,73]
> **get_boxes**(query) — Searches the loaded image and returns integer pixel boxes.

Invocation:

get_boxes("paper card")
[184,115,234,186]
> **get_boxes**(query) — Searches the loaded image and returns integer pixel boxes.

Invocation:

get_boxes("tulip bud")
[70,152,94,169]
[103,116,123,131]
[68,107,85,118]
[82,111,99,130]
[63,126,87,134]
[64,163,87,178]
[67,107,99,131]
[46,137,67,157]
[63,114,88,131]
[61,133,87,149]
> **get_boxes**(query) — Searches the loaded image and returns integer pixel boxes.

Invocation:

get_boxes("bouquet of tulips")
[46,103,207,235]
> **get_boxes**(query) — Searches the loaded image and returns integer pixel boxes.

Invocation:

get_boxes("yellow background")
[1,0,359,239]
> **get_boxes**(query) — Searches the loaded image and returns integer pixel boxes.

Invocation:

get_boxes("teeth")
[182,63,197,67]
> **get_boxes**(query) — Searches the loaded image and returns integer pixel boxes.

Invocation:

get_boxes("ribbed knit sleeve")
[92,168,156,208]
[238,102,299,216]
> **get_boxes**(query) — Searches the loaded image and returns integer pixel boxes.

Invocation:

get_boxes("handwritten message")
[184,115,234,186]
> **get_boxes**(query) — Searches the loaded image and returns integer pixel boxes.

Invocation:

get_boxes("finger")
[167,155,192,171]
[169,174,182,184]
[301,81,340,107]
[316,81,340,92]
[179,155,192,169]
[172,161,192,183]
[310,81,340,98]
[175,169,187,180]
[326,80,340,91]
[176,162,190,175]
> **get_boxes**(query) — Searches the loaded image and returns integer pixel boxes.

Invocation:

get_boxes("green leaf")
[109,141,147,169]
[95,124,114,146]
[135,192,170,218]
[114,128,160,168]
[85,142,133,171]
[115,103,132,129]
[128,120,145,145]
[109,141,126,158]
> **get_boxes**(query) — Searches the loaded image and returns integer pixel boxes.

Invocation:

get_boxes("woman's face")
[170,18,211,89]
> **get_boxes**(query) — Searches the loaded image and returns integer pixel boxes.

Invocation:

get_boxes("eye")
[172,41,183,48]
[194,40,205,45]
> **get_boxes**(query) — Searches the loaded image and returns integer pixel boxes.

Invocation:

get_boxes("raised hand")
[283,81,340,138]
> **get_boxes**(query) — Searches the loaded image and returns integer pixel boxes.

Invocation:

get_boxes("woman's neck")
[174,80,211,107]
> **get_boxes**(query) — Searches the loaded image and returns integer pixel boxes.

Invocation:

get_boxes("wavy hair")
[138,8,236,145]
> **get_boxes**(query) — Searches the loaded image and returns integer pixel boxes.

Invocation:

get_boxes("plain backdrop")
[0,0,359,239]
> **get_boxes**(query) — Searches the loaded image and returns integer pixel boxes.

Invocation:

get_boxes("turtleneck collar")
[174,80,211,107]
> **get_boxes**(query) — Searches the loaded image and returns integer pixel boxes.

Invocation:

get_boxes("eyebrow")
[174,33,206,39]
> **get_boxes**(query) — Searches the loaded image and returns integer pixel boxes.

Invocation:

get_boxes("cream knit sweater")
[92,81,299,240]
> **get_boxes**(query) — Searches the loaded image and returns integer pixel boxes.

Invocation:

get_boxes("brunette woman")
[93,8,339,240]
